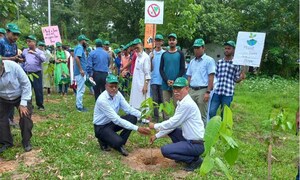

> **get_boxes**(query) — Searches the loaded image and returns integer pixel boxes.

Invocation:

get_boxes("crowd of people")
[0,23,246,172]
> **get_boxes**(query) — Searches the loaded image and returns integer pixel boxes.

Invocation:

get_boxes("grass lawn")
[0,76,299,179]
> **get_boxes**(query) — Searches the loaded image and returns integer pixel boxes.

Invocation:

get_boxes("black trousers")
[93,71,108,101]
[94,115,137,150]
[0,97,33,147]
[29,71,44,108]
[151,84,163,122]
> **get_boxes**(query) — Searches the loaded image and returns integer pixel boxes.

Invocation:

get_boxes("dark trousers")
[0,97,33,147]
[29,71,44,108]
[93,71,108,101]
[94,115,137,150]
[151,84,163,122]
[58,84,69,94]
[161,128,204,163]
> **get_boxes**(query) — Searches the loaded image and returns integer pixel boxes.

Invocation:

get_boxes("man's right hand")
[137,127,151,135]
[167,80,174,87]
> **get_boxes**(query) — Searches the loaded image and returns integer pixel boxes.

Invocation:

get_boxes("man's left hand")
[142,84,148,94]
[19,105,29,117]
[203,93,210,102]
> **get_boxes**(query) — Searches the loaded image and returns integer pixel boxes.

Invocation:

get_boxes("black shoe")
[117,146,129,156]
[0,145,12,153]
[24,144,32,152]
[38,106,45,111]
[184,158,203,171]
[98,140,111,151]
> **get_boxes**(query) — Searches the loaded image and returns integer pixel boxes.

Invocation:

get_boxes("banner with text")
[233,31,266,67]
[41,26,62,46]
[145,1,164,24]
[144,24,156,49]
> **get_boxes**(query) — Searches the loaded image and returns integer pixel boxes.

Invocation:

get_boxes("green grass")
[0,76,299,179]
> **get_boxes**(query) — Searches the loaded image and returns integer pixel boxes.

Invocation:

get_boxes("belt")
[190,86,208,90]
[190,140,204,144]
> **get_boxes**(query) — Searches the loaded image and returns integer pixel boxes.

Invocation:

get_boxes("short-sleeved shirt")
[186,53,216,87]
[86,47,110,76]
[74,44,87,76]
[0,37,18,57]
[150,49,165,85]
[214,58,241,96]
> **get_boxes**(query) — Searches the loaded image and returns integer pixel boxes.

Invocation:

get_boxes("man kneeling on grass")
[93,74,151,156]
[149,77,205,171]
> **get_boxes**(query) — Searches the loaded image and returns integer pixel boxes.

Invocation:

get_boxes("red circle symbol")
[147,4,160,17]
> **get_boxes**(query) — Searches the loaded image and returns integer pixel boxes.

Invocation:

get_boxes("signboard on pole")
[144,24,156,49]
[41,26,62,46]
[145,1,164,24]
[233,31,266,67]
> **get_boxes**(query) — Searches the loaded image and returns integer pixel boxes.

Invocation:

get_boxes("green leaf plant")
[262,108,295,180]
[199,106,238,180]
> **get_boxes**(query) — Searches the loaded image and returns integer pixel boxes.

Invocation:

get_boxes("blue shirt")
[87,47,110,76]
[0,60,32,106]
[150,49,165,85]
[159,51,185,90]
[22,48,46,72]
[0,37,18,57]
[74,44,87,76]
[93,91,141,131]
[114,56,121,75]
[186,53,216,87]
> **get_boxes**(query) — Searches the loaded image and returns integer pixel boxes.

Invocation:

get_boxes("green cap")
[173,77,188,87]
[123,44,129,50]
[77,34,89,41]
[193,38,205,47]
[129,41,134,47]
[185,58,191,63]
[0,28,6,34]
[6,23,21,34]
[56,42,62,47]
[132,38,142,45]
[95,38,103,46]
[103,41,110,45]
[87,47,92,52]
[37,41,46,46]
[114,48,121,54]
[120,45,125,49]
[106,74,119,83]
[155,34,164,40]
[176,46,181,51]
[168,33,177,39]
[69,48,74,52]
[224,40,236,48]
[26,35,37,41]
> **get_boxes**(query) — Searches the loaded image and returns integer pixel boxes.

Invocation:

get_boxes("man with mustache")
[149,77,205,171]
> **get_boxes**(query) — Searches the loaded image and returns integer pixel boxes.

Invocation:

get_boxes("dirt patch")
[31,114,44,123]
[45,99,60,104]
[0,149,44,174]
[122,148,178,172]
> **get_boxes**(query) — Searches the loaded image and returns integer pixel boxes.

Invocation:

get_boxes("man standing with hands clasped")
[186,38,215,126]
[149,77,205,171]
[93,74,151,156]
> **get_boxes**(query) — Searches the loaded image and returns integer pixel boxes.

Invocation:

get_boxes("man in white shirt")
[93,74,151,156]
[149,77,205,171]
[0,58,33,153]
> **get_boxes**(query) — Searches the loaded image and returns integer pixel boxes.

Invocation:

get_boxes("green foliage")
[158,99,175,117]
[140,98,158,119]
[0,0,18,23]
[200,106,238,179]
[27,72,39,82]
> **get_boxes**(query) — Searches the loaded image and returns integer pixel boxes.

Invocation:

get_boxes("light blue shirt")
[93,90,141,131]
[154,94,205,140]
[74,44,87,76]
[0,60,32,106]
[150,49,165,85]
[87,47,110,76]
[186,53,216,87]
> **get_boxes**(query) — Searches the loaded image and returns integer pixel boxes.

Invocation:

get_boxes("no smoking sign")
[145,1,164,24]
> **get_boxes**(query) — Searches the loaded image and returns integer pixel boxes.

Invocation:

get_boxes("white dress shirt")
[93,90,141,131]
[0,60,32,106]
[154,94,205,140]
